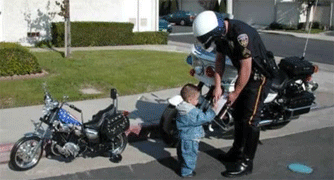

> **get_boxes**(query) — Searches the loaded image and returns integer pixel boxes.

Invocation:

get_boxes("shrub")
[132,32,168,45]
[312,22,320,29]
[51,22,134,47]
[0,43,41,76]
[35,40,53,48]
[269,22,297,30]
[298,22,322,30]
[269,22,284,30]
[51,22,168,47]
[297,23,305,30]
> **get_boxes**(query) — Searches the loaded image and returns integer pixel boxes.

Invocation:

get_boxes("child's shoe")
[182,171,196,178]
[208,123,214,132]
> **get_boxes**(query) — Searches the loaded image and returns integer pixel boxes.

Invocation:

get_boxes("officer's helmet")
[193,11,229,49]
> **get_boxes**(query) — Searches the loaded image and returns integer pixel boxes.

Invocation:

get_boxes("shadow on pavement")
[129,139,180,176]
[127,95,168,141]
[131,95,168,123]
[199,141,235,172]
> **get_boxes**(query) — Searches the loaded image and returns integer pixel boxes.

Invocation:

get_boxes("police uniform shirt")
[215,19,267,70]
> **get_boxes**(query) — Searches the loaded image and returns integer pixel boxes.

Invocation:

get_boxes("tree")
[298,0,316,31]
[55,0,71,58]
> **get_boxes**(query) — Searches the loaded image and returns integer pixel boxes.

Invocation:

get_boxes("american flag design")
[57,108,82,126]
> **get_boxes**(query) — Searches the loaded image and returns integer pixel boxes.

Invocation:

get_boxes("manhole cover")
[80,88,102,94]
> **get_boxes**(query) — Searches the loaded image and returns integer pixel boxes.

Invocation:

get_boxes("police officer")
[192,11,273,177]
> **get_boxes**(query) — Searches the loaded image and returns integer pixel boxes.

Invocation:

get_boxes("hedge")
[0,43,41,76]
[133,31,168,45]
[51,22,167,47]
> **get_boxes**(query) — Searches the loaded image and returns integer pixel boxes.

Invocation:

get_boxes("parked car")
[162,10,197,26]
[159,18,173,33]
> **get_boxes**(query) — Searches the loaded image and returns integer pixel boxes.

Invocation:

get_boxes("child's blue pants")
[177,139,199,176]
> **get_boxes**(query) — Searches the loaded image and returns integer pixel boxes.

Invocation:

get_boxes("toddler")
[176,83,216,177]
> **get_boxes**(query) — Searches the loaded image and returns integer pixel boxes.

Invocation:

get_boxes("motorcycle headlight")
[43,96,58,116]
[192,56,204,75]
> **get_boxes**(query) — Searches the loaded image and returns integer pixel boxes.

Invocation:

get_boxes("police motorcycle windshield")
[194,40,217,53]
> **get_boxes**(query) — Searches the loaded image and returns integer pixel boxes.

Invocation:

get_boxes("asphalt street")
[169,26,334,65]
[1,104,333,179]
[40,127,334,180]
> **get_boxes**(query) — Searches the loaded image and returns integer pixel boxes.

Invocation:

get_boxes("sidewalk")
[1,30,333,164]
[258,29,334,42]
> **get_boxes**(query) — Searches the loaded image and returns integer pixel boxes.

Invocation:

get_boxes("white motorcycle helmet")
[193,11,229,49]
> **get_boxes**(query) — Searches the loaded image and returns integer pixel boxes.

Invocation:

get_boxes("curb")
[0,123,160,164]
[258,30,334,42]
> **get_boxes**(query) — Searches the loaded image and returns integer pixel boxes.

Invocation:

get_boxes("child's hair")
[180,83,199,102]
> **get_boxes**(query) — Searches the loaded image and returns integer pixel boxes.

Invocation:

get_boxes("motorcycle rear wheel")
[10,136,43,171]
[109,133,127,155]
[159,105,178,147]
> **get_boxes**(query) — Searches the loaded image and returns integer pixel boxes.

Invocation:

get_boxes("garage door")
[234,0,275,26]
[180,0,208,14]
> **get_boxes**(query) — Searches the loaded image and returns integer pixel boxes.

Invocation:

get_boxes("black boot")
[222,125,260,177]
[222,158,253,178]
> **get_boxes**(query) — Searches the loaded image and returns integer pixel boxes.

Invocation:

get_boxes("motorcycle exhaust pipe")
[258,116,300,127]
[258,120,273,127]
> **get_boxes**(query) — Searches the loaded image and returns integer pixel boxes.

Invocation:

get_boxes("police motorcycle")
[10,84,130,171]
[159,44,319,147]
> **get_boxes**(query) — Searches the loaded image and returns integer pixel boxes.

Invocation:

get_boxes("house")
[1,0,332,46]
[170,0,334,28]
[0,0,159,46]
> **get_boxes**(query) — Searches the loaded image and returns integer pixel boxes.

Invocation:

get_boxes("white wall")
[0,0,158,46]
[124,0,159,32]
[70,0,123,22]
[1,0,58,45]
[234,0,275,26]
[276,2,300,27]
[313,4,333,27]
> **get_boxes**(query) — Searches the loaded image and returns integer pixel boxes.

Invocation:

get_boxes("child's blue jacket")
[176,101,216,140]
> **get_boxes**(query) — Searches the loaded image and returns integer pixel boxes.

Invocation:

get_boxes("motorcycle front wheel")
[159,105,178,147]
[10,136,43,171]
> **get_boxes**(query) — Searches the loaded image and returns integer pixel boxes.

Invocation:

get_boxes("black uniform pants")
[231,74,271,160]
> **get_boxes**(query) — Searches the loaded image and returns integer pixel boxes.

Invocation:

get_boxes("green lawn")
[0,50,197,109]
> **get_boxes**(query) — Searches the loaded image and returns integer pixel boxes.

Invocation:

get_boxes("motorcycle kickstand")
[109,151,122,163]
[258,140,263,145]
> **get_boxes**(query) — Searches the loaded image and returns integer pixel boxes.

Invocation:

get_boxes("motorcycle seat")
[271,69,290,91]
[84,104,116,130]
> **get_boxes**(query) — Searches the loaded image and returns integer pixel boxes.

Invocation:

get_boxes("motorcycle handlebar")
[69,104,82,113]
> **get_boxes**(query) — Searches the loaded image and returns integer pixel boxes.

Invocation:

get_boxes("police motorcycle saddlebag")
[278,57,315,118]
[101,113,130,138]
[284,91,315,118]
[278,56,314,78]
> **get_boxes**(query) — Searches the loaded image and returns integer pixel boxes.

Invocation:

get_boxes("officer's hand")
[213,86,222,105]
[227,91,238,106]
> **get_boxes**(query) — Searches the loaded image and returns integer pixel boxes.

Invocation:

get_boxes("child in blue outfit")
[176,84,216,178]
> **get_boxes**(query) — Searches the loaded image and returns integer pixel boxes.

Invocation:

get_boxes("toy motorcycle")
[10,85,129,170]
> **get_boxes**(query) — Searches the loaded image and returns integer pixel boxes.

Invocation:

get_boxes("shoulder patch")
[237,34,249,47]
